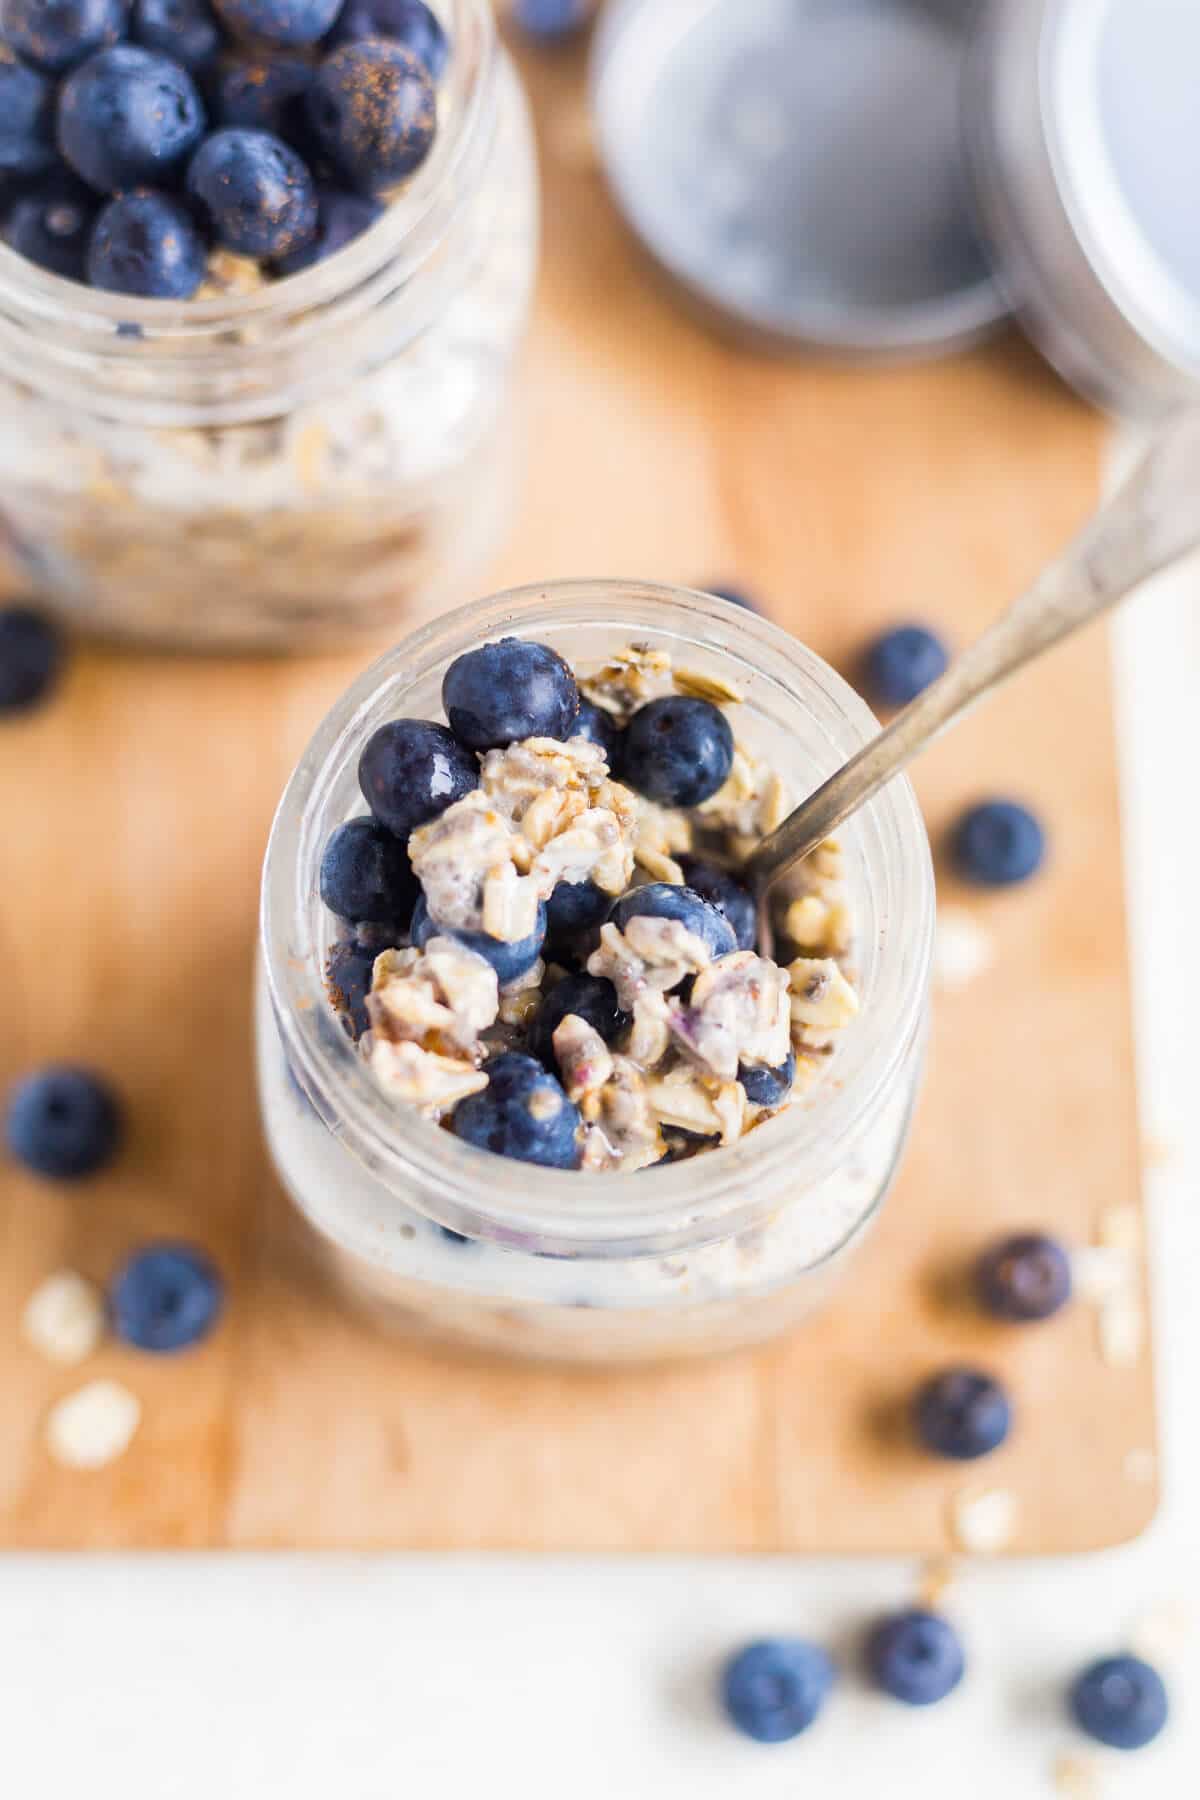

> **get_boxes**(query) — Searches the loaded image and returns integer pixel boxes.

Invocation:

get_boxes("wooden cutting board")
[0,37,1157,1552]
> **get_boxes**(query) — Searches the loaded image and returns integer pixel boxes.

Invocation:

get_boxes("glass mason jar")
[257,581,935,1362]
[0,1,537,652]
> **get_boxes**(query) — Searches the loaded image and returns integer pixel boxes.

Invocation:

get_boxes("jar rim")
[261,580,935,1257]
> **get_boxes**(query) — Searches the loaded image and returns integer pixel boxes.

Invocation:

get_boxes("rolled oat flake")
[592,0,1200,415]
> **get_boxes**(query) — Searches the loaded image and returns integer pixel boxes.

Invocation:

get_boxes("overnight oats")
[0,0,536,649]
[257,581,935,1361]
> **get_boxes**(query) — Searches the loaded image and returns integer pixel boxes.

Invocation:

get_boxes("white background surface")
[4,516,1197,1799]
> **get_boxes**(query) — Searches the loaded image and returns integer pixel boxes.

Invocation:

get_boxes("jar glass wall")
[257,581,935,1362]
[0,1,537,652]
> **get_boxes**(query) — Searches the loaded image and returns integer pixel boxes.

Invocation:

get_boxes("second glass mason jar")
[0,1,537,652]
[257,582,935,1363]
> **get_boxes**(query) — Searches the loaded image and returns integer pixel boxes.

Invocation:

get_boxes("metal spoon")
[745,410,1200,898]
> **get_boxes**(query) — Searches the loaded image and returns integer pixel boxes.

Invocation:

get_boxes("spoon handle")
[745,411,1200,893]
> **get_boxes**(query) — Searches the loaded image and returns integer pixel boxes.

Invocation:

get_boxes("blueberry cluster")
[320,635,755,1170]
[0,0,446,297]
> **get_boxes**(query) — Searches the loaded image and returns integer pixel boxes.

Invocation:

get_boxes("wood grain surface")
[0,37,1158,1551]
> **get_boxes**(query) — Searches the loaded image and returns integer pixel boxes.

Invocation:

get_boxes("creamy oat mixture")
[328,643,861,1173]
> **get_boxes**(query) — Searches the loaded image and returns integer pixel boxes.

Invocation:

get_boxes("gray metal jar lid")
[591,0,1200,415]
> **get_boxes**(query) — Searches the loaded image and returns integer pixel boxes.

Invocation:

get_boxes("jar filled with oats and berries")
[0,0,536,650]
[257,580,935,1362]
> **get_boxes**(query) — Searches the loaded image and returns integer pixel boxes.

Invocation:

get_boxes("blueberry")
[307,39,436,194]
[913,1366,1011,1461]
[357,718,478,837]
[453,1051,582,1170]
[608,884,737,961]
[319,814,418,931]
[132,0,225,70]
[325,937,381,1039]
[87,187,208,297]
[951,800,1045,887]
[512,0,590,42]
[720,1638,834,1743]
[861,624,949,707]
[58,47,207,194]
[545,878,610,942]
[442,636,579,751]
[272,183,382,274]
[1,0,125,73]
[411,891,546,985]
[621,696,733,808]
[706,582,759,613]
[187,128,318,259]
[2,164,97,278]
[0,47,56,178]
[109,1241,223,1352]
[4,1065,123,1179]
[1069,1654,1169,1751]
[214,55,314,134]
[976,1231,1072,1323]
[527,972,628,1070]
[329,0,449,80]
[678,858,755,950]
[572,696,622,768]
[739,1051,794,1108]
[865,1609,965,1707]
[0,603,63,712]
[212,0,341,47]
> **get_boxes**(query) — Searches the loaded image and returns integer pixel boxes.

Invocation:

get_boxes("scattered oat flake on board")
[933,906,994,990]
[1098,1292,1145,1367]
[948,1486,1018,1554]
[1071,1246,1136,1304]
[22,1270,106,1366]
[916,1557,957,1610]
[45,1380,141,1470]
[1052,1753,1102,1798]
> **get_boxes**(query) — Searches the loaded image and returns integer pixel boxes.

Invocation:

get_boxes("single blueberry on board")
[0,47,57,178]
[329,0,449,81]
[738,1051,795,1108]
[453,1051,582,1170]
[865,1609,965,1707]
[1,0,126,73]
[2,165,98,278]
[678,858,756,951]
[357,717,479,838]
[1069,1654,1169,1751]
[132,0,226,72]
[320,814,418,929]
[307,39,437,193]
[212,0,342,47]
[187,128,318,259]
[861,624,949,707]
[913,1366,1011,1461]
[214,56,315,135]
[58,47,207,194]
[4,1066,123,1179]
[442,636,580,751]
[512,0,590,43]
[951,800,1046,887]
[608,884,737,962]
[527,972,629,1071]
[545,878,610,943]
[410,891,547,985]
[109,1241,224,1352]
[87,188,208,297]
[325,938,381,1040]
[720,1638,835,1743]
[976,1231,1072,1322]
[572,696,623,768]
[0,603,63,712]
[272,183,382,274]
[621,695,734,807]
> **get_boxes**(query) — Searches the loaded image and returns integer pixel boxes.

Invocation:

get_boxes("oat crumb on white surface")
[45,1380,141,1471]
[22,1271,106,1366]
[948,1487,1018,1554]
[1052,1752,1102,1798]
[933,906,995,990]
